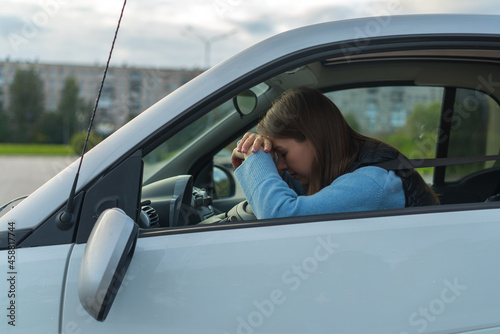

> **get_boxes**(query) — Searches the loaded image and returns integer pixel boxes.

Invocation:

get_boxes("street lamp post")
[183,26,236,68]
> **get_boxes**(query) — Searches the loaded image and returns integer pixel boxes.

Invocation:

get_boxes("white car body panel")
[0,245,72,333]
[59,209,500,333]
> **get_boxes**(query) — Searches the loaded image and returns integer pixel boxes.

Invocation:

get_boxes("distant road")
[0,155,77,209]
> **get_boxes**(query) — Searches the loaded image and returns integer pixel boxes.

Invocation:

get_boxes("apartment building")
[0,59,203,131]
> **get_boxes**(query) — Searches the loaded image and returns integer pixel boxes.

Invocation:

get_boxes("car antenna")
[58,0,127,229]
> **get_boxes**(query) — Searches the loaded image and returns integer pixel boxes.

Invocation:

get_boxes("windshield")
[142,98,236,181]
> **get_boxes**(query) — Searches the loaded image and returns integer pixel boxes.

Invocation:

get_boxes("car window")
[445,88,500,182]
[216,86,446,186]
[142,99,235,181]
[325,86,444,183]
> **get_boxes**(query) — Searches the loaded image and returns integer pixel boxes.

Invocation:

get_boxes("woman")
[231,87,438,219]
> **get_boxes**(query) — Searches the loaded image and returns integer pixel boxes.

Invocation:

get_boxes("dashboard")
[139,175,256,228]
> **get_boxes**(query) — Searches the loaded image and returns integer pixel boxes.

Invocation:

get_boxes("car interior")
[138,46,500,229]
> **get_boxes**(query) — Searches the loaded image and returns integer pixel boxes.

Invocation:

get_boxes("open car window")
[326,86,443,184]
[327,85,500,202]
[138,82,500,229]
[142,98,236,182]
[136,44,500,230]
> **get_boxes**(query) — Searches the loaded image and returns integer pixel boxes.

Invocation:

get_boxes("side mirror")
[78,208,139,321]
[213,165,235,198]
[233,90,257,116]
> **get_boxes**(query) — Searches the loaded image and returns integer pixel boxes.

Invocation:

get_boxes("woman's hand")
[231,133,273,169]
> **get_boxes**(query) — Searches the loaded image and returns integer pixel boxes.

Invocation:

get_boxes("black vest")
[346,140,439,207]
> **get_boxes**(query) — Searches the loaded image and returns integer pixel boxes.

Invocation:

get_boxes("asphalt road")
[0,156,77,209]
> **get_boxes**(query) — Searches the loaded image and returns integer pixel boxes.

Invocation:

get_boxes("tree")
[378,102,441,180]
[8,68,45,142]
[405,101,441,139]
[378,101,441,159]
[343,113,361,132]
[70,131,102,154]
[57,77,83,144]
[35,112,63,143]
[0,87,10,142]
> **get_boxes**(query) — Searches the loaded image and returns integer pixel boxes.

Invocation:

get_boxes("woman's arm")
[235,151,405,219]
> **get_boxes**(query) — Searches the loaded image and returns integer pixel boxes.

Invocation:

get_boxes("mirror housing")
[78,208,139,321]
[233,90,257,116]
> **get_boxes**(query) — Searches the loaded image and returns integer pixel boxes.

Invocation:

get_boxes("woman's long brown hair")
[257,87,368,195]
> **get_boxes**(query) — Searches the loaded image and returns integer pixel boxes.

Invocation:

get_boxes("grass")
[0,143,74,155]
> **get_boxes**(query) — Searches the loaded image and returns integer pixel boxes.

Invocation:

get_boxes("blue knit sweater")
[234,150,405,219]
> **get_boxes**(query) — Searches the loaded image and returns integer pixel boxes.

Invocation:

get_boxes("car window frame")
[10,35,500,248]
[138,39,500,233]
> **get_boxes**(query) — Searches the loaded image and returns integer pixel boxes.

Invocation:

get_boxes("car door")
[60,84,500,334]
[0,243,71,333]
[59,206,500,333]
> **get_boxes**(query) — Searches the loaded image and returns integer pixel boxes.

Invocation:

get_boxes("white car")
[2,14,500,334]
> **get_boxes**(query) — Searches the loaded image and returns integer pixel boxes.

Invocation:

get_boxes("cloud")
[235,19,276,37]
[393,0,500,15]
[0,15,24,36]
[2,0,500,68]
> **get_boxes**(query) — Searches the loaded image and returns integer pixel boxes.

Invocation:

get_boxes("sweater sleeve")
[234,150,405,219]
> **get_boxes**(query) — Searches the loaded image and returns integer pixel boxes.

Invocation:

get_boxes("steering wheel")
[227,200,257,221]
[168,175,195,226]
[141,176,257,226]
[141,175,195,227]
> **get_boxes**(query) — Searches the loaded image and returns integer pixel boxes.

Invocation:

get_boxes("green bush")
[70,131,102,155]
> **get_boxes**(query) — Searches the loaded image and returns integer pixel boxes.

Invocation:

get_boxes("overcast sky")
[2,0,499,69]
